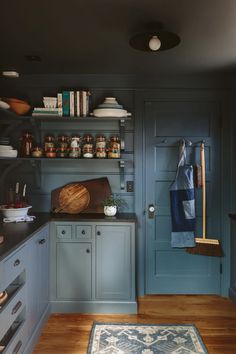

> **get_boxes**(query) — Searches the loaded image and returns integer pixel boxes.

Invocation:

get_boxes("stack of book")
[59,90,91,117]
[32,90,91,117]
[32,107,62,117]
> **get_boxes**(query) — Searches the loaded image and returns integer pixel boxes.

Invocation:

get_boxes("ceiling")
[1,0,236,76]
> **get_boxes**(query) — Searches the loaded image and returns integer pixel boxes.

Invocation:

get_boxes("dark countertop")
[50,212,137,222]
[0,212,136,261]
[0,213,51,261]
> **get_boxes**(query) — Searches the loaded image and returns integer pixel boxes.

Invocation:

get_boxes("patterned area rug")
[87,323,208,354]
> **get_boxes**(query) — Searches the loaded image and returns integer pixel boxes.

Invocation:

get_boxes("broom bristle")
[186,242,223,257]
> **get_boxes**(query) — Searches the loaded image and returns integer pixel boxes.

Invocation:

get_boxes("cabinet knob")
[39,238,46,244]
[61,230,66,235]
[86,249,90,253]
[97,231,101,236]
[14,259,20,267]
[81,230,86,235]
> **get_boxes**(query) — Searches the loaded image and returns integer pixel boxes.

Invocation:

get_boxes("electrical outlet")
[126,181,134,192]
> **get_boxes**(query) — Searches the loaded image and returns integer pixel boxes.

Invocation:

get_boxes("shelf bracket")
[119,160,125,190]
[119,119,125,151]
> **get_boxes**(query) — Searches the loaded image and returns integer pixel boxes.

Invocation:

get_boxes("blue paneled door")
[145,99,221,294]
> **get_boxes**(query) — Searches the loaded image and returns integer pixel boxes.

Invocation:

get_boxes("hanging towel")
[170,139,196,248]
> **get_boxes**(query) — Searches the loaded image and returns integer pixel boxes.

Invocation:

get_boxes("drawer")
[75,225,92,239]
[56,225,72,239]
[0,286,25,340]
[3,247,27,289]
[3,320,26,354]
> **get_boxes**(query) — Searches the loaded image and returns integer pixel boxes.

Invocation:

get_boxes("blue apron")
[170,140,196,248]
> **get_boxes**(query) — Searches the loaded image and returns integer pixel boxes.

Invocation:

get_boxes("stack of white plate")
[0,144,18,158]
[92,97,131,118]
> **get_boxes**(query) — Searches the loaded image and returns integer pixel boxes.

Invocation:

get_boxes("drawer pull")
[39,238,46,244]
[14,259,20,267]
[11,301,22,315]
[97,231,101,236]
[12,340,22,354]
[81,230,86,235]
[61,230,66,235]
[86,249,90,253]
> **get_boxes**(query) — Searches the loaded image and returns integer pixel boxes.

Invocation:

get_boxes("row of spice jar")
[20,133,121,159]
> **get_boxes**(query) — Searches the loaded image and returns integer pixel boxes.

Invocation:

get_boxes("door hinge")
[220,263,223,274]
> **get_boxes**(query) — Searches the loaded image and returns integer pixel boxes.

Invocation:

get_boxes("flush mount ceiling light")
[129,22,180,52]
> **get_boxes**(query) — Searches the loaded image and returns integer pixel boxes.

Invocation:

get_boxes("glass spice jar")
[95,135,107,158]
[69,135,81,158]
[20,132,33,157]
[108,135,120,158]
[82,134,94,158]
[57,135,69,158]
[45,147,57,158]
[31,146,43,158]
[44,135,55,153]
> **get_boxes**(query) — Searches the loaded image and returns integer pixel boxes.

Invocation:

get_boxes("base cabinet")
[0,246,27,354]
[0,224,50,354]
[23,224,50,354]
[95,225,132,300]
[50,221,137,313]
[56,242,92,300]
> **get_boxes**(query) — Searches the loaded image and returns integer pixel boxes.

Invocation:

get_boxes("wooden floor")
[34,295,236,354]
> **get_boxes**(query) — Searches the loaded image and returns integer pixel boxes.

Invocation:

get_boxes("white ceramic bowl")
[0,205,32,218]
[43,97,57,108]
[92,108,131,118]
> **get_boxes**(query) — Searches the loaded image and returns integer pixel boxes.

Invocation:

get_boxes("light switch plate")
[126,181,134,192]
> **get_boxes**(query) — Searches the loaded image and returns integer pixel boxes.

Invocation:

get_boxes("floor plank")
[34,295,236,354]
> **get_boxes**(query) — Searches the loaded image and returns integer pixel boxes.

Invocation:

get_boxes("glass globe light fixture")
[149,35,161,51]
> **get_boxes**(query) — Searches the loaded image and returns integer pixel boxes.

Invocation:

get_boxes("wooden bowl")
[3,98,31,115]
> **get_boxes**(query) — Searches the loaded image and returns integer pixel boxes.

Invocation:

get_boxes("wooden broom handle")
[201,142,206,238]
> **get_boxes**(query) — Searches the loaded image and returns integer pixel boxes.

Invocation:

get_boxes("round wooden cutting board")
[57,183,90,214]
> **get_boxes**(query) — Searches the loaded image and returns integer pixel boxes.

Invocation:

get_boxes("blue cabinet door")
[56,242,92,300]
[95,225,132,300]
[144,99,221,294]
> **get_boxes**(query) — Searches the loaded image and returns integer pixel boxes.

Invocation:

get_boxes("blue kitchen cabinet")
[95,225,135,300]
[50,220,137,313]
[56,242,92,300]
[25,225,49,351]
[0,246,27,354]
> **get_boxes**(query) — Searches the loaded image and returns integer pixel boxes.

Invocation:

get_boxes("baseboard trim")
[50,300,137,314]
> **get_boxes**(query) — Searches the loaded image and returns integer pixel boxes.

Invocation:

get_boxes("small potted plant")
[102,194,127,216]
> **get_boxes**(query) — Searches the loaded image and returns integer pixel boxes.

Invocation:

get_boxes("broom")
[186,142,223,257]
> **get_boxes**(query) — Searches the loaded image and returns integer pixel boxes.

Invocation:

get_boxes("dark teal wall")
[0,73,235,297]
